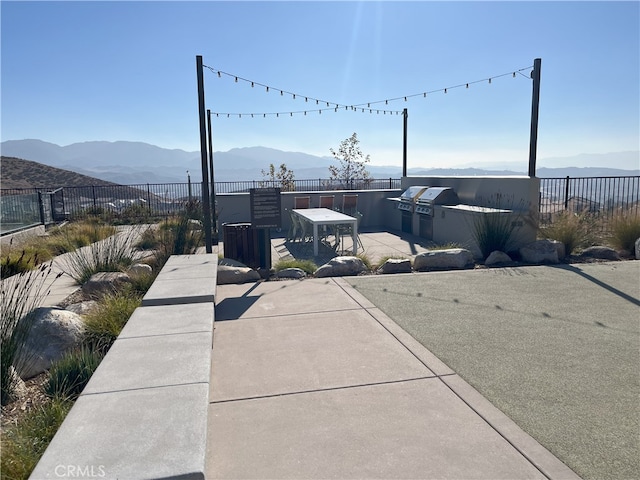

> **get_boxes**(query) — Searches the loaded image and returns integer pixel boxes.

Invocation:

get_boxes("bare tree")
[329,133,371,189]
[261,163,295,191]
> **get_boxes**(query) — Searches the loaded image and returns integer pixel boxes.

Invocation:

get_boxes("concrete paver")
[207,276,580,479]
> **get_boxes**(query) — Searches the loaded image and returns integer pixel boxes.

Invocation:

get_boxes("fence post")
[564,176,570,210]
[92,186,97,209]
[37,191,45,225]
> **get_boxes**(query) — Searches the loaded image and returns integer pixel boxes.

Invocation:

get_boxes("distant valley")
[1,139,638,186]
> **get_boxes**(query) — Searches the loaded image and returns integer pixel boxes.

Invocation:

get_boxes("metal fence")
[215,177,401,193]
[2,176,638,234]
[0,179,401,230]
[539,176,640,225]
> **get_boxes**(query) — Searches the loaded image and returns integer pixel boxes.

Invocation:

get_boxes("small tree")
[329,133,371,189]
[261,163,295,192]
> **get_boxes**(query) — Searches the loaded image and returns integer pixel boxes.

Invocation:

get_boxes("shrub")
[1,261,62,406]
[82,291,141,355]
[153,204,205,268]
[539,210,598,255]
[1,397,73,478]
[135,226,161,250]
[274,259,318,274]
[356,252,373,271]
[607,208,640,255]
[62,228,138,284]
[44,347,103,401]
[0,247,43,278]
[472,211,515,259]
[471,194,531,259]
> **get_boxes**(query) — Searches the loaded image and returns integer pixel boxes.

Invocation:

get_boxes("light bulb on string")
[280,90,283,96]
[385,100,388,105]
[488,78,492,84]
[217,71,221,78]
[513,72,516,77]
[423,92,427,97]
[293,94,296,99]
[251,82,254,87]
[305,97,308,102]
[266,86,269,92]
[404,97,407,101]
[235,77,238,82]
[466,84,469,88]
[444,88,447,94]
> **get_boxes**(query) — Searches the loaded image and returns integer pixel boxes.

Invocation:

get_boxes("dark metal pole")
[207,109,218,243]
[528,58,542,177]
[196,55,213,253]
[402,108,408,177]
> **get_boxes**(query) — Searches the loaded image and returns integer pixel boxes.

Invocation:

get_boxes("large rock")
[314,256,367,278]
[15,307,85,380]
[128,263,153,277]
[519,240,559,264]
[275,268,307,279]
[548,239,566,260]
[82,272,131,299]
[580,246,620,261]
[65,300,99,316]
[378,258,412,274]
[484,251,512,266]
[217,265,261,284]
[413,249,474,271]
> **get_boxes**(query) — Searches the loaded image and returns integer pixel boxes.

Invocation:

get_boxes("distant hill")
[0,156,117,189]
[1,139,638,185]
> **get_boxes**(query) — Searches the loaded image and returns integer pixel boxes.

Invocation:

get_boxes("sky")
[1,1,639,171]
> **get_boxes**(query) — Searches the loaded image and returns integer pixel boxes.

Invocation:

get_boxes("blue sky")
[1,1,639,170]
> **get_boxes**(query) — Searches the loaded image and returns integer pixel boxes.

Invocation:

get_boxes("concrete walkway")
[207,276,581,479]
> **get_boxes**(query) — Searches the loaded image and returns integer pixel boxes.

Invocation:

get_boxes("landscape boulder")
[217,264,261,284]
[128,263,153,277]
[275,268,307,279]
[377,258,412,274]
[82,272,131,299]
[413,249,474,271]
[65,300,99,316]
[579,246,620,261]
[548,239,566,260]
[314,256,367,278]
[484,251,512,266]
[15,307,85,380]
[519,240,559,264]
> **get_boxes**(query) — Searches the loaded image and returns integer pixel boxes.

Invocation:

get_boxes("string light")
[205,63,533,119]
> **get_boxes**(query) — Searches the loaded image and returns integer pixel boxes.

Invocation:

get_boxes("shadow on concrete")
[553,263,640,307]
[215,282,262,321]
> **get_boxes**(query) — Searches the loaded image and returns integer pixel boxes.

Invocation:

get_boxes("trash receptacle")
[222,223,270,270]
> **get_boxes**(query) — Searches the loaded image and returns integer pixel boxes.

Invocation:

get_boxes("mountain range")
[1,139,638,185]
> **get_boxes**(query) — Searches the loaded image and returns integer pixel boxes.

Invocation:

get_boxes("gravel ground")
[347,261,640,480]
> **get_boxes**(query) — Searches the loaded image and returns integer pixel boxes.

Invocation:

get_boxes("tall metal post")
[207,109,218,243]
[402,108,408,177]
[196,55,213,253]
[528,58,542,178]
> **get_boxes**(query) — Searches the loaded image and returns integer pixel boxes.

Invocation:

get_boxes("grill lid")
[417,187,459,205]
[400,186,430,202]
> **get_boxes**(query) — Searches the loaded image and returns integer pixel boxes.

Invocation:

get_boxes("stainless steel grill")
[414,187,459,239]
[397,186,430,212]
[415,187,459,215]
